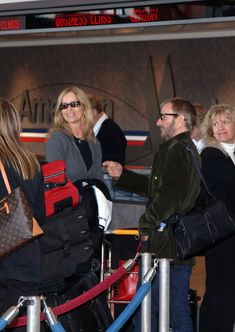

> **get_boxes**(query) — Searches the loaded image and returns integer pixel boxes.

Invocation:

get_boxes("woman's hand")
[103,161,123,179]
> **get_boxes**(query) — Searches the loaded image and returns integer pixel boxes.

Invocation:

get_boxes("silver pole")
[26,296,41,332]
[100,240,105,282]
[159,259,170,332]
[141,253,152,332]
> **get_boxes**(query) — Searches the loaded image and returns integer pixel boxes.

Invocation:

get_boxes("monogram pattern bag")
[0,160,43,257]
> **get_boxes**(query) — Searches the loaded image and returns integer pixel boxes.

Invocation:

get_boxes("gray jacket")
[45,130,103,182]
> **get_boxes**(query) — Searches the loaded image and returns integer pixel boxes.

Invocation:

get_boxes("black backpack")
[39,206,94,285]
[41,272,113,332]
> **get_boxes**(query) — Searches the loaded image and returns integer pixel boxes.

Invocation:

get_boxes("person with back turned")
[89,94,127,165]
[0,99,45,332]
[191,103,208,153]
[104,97,201,332]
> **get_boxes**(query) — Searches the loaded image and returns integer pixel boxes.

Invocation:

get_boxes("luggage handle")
[44,180,68,190]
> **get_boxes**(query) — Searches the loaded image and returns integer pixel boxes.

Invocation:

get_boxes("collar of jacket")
[159,131,191,151]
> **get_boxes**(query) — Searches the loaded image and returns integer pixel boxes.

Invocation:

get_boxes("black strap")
[182,142,212,197]
[44,180,67,190]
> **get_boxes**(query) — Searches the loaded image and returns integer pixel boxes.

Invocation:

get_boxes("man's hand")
[103,161,123,179]
[141,235,149,242]
[140,235,150,253]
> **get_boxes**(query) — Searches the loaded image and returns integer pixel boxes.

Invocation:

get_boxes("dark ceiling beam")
[0,0,205,15]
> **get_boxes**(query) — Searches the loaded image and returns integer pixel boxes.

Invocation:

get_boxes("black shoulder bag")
[172,144,235,260]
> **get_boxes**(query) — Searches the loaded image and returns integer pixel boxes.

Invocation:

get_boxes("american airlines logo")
[10,85,148,147]
[17,90,114,124]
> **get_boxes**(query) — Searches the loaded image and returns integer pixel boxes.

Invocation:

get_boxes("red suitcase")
[42,160,79,217]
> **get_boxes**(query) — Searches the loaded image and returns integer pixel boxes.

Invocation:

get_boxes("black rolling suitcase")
[38,206,112,331]
[42,271,113,332]
[39,169,113,331]
[39,206,94,284]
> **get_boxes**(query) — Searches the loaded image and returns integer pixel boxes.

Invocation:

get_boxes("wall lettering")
[19,89,114,124]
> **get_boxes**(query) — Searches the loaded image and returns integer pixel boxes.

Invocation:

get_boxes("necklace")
[74,136,84,144]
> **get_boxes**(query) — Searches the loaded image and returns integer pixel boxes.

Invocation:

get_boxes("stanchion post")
[26,296,41,332]
[159,259,170,332]
[141,252,152,332]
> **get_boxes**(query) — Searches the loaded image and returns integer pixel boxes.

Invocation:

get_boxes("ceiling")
[0,0,183,13]
[1,0,235,47]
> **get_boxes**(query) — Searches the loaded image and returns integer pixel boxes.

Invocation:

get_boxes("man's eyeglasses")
[59,101,81,110]
[158,113,179,121]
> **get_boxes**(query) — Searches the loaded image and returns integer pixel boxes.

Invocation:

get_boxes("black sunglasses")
[159,113,179,120]
[59,101,81,110]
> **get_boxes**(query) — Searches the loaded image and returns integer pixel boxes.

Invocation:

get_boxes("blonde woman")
[46,86,103,183]
[199,104,235,332]
[0,99,44,330]
[46,86,104,261]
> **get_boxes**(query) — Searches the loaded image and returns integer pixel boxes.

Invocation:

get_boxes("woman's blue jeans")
[133,264,193,332]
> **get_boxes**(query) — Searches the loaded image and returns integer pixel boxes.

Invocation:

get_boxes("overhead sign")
[54,8,159,28]
[0,16,24,30]
[0,3,232,33]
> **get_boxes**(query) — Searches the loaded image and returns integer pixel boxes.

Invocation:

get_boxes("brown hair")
[88,94,103,114]
[161,97,196,130]
[193,103,208,128]
[0,99,39,179]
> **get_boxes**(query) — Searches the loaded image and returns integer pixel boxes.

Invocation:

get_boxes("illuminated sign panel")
[0,3,234,33]
[130,8,159,23]
[54,8,160,28]
[55,14,113,27]
[0,16,24,31]
[31,6,203,30]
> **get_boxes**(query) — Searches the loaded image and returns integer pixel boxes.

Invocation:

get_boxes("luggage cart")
[101,229,201,332]
[101,229,140,321]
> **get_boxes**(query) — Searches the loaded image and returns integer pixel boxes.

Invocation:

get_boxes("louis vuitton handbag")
[172,144,235,260]
[0,160,43,257]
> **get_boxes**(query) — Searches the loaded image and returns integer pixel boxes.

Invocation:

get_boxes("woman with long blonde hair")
[0,99,44,331]
[46,86,105,266]
[46,86,103,183]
